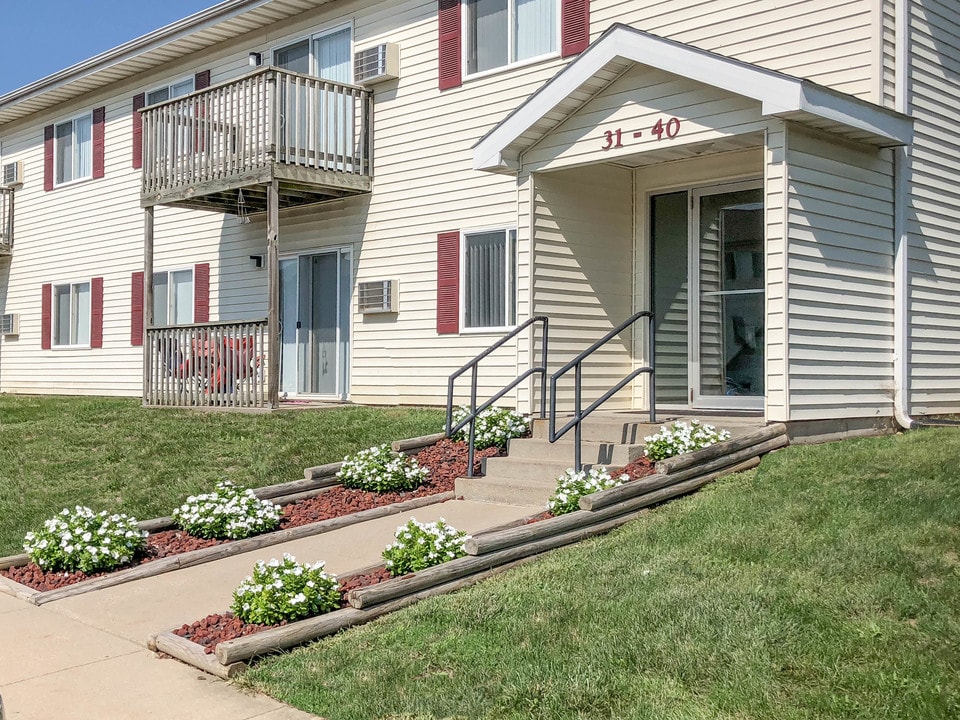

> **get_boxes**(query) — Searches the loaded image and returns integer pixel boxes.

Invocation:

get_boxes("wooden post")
[266,178,280,408]
[143,206,155,406]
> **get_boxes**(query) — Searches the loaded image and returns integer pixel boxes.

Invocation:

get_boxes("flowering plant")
[231,553,340,625]
[172,481,282,540]
[23,506,148,573]
[546,468,628,515]
[643,420,731,461]
[382,518,469,576]
[451,405,529,450]
[336,444,429,493]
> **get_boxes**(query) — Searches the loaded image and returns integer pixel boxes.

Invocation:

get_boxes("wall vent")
[0,313,19,336]
[354,43,399,85]
[2,161,22,187]
[358,279,398,314]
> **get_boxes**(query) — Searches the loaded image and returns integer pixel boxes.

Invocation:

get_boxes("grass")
[244,428,960,720]
[0,395,444,556]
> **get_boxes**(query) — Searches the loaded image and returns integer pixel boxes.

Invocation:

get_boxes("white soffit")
[0,0,335,126]
[473,23,914,172]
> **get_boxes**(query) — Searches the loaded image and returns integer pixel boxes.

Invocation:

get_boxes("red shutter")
[41,283,52,349]
[437,231,460,335]
[194,69,211,90]
[132,93,145,170]
[131,271,144,347]
[43,125,54,192]
[438,0,462,91]
[194,263,210,323]
[90,277,104,348]
[92,106,106,179]
[561,0,591,58]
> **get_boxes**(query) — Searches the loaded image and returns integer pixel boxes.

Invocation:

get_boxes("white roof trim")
[473,24,913,172]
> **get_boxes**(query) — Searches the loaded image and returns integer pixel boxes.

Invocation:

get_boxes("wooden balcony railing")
[140,67,373,208]
[0,187,13,256]
[144,320,268,408]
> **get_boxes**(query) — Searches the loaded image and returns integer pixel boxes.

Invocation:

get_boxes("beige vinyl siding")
[881,0,898,107]
[784,125,895,421]
[764,123,789,422]
[592,0,877,98]
[522,65,766,173]
[530,164,635,412]
[906,0,960,414]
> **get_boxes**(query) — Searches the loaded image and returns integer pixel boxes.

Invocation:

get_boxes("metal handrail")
[446,316,549,478]
[549,310,656,472]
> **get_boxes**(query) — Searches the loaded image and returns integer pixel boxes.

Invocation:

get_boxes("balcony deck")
[0,186,12,256]
[140,68,373,213]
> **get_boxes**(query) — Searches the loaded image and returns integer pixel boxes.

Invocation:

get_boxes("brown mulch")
[174,565,396,653]
[0,439,501,593]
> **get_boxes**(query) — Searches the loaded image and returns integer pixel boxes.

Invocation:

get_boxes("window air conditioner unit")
[354,43,399,85]
[0,313,19,336]
[2,161,23,187]
[358,279,398,314]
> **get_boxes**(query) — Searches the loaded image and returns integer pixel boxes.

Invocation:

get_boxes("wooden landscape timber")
[0,491,455,605]
[392,432,447,456]
[655,423,788,475]
[155,632,247,680]
[580,429,789,512]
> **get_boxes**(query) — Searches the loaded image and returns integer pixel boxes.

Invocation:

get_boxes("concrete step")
[456,473,561,507]
[480,456,609,482]
[531,417,662,444]
[505,437,644,466]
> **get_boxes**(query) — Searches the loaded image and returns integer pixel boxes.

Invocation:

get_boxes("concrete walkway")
[0,498,537,720]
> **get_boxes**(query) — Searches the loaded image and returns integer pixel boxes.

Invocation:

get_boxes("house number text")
[600,117,681,150]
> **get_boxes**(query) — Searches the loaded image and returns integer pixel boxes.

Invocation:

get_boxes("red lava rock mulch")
[1,439,499,593]
[173,566,396,653]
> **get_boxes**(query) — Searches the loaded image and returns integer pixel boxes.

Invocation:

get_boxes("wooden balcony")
[0,186,13,256]
[145,320,269,408]
[140,68,373,213]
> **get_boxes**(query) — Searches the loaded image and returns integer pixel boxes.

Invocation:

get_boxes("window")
[53,282,91,346]
[54,115,93,185]
[146,78,194,106]
[463,229,516,329]
[465,0,558,75]
[153,269,194,326]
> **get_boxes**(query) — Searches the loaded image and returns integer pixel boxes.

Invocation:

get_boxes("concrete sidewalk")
[0,498,537,720]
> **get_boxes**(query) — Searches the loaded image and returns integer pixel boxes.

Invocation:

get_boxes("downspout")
[893,0,915,429]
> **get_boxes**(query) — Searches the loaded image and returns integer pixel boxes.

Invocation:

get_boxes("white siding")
[906,0,960,414]
[784,125,895,421]
[592,0,877,98]
[530,165,635,411]
[764,122,789,422]
[522,64,766,173]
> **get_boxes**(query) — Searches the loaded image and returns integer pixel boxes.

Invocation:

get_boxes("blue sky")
[0,1,217,95]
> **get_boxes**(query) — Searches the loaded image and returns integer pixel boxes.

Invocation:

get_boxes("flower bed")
[0,438,503,594]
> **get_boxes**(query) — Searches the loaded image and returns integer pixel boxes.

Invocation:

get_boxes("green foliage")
[23,506,147,573]
[452,405,528,450]
[0,396,444,556]
[245,429,960,720]
[231,554,340,625]
[643,419,731,461]
[382,518,469,576]
[172,480,282,540]
[336,444,429,493]
[546,467,627,515]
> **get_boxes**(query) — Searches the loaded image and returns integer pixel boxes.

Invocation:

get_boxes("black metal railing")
[446,316,549,478]
[549,311,655,472]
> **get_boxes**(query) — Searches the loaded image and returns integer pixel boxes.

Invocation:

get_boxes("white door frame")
[689,180,764,410]
[279,246,352,400]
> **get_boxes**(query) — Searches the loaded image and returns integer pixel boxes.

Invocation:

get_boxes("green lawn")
[0,395,444,556]
[244,428,960,720]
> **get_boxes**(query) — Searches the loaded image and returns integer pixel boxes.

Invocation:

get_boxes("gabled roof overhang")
[473,24,913,173]
[0,0,336,127]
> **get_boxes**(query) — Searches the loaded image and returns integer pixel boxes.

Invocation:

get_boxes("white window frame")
[145,76,195,107]
[271,21,354,78]
[52,279,92,348]
[460,227,517,333]
[53,112,93,187]
[153,268,195,326]
[462,0,561,80]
